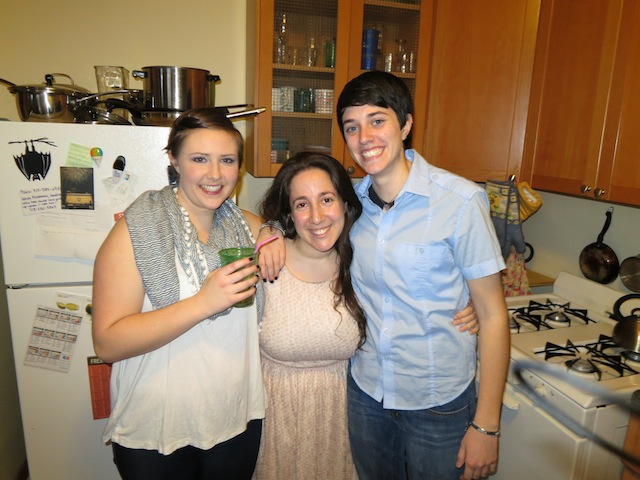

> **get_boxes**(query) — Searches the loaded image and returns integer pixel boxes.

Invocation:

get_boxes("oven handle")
[502,383,520,411]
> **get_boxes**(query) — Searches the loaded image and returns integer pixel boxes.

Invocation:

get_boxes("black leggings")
[112,420,262,480]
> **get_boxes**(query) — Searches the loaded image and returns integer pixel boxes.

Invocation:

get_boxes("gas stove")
[505,272,640,409]
[495,272,639,480]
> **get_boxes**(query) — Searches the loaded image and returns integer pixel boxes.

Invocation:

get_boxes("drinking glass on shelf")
[324,39,336,68]
[394,39,408,73]
[306,37,317,67]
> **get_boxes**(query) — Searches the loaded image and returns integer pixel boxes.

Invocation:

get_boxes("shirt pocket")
[394,243,453,300]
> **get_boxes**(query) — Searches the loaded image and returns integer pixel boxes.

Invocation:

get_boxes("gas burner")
[567,357,598,374]
[527,300,593,327]
[623,351,640,363]
[537,337,639,381]
[595,335,640,366]
[509,307,548,333]
[508,299,596,333]
[546,310,570,324]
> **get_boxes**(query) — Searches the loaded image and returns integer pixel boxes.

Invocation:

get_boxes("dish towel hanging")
[502,245,531,296]
[485,178,526,260]
[485,178,530,296]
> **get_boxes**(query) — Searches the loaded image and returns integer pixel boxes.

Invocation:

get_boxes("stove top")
[505,272,640,408]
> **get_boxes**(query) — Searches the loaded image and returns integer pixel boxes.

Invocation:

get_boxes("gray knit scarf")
[124,185,264,322]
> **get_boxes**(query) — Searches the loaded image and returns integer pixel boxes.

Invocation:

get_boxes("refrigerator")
[0,121,174,480]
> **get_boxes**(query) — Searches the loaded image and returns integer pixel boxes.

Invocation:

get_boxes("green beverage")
[218,247,256,308]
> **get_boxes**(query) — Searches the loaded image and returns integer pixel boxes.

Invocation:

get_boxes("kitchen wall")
[523,191,640,294]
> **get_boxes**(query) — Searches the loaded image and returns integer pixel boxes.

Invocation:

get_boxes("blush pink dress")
[254,266,359,480]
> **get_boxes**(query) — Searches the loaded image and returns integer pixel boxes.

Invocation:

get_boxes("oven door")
[494,383,589,479]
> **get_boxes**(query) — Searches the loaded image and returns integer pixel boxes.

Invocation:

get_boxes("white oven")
[493,272,640,480]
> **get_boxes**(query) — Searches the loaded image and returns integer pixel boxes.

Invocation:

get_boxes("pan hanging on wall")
[578,207,620,284]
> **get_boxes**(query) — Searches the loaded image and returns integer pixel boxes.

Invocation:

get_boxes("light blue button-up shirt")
[349,150,505,410]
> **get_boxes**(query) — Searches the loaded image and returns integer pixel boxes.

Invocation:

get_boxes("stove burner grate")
[539,335,639,381]
[528,300,594,325]
[509,299,595,333]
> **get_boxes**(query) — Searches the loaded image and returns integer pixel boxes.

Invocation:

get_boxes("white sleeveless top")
[102,257,265,454]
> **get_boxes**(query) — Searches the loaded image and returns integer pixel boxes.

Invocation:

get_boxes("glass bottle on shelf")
[394,38,409,73]
[306,36,317,67]
[373,25,385,71]
[275,13,288,64]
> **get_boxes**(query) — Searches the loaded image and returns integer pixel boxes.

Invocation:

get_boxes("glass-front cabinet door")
[247,0,352,177]
[344,0,431,176]
[246,0,431,178]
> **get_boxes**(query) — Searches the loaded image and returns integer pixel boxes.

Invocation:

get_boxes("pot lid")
[8,73,91,95]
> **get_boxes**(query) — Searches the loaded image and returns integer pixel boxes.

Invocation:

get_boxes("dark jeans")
[347,372,476,480]
[112,419,262,480]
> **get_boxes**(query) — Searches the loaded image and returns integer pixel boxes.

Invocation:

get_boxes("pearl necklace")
[175,188,209,294]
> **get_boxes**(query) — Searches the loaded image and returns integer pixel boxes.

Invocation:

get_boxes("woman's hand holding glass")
[198,257,260,312]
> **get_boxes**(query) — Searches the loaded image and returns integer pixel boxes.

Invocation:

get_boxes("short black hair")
[336,71,413,147]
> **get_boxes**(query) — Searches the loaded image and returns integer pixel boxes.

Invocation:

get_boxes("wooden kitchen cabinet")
[246,0,433,178]
[520,0,640,206]
[421,0,540,182]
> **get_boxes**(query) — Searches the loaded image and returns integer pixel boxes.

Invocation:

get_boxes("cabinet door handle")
[593,188,606,198]
[580,185,592,194]
[347,166,355,175]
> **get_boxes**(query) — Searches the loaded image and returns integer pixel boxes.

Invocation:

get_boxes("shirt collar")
[355,149,432,202]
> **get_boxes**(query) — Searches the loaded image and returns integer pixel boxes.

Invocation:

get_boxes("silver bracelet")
[259,220,285,236]
[469,421,500,437]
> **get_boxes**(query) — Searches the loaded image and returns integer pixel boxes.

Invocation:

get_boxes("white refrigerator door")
[0,121,171,285]
[7,284,118,480]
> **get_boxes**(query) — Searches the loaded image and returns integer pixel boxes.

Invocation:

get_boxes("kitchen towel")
[485,178,526,260]
[501,245,531,296]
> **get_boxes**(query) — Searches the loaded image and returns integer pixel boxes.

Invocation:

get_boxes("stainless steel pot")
[611,294,640,352]
[132,66,221,110]
[0,73,92,122]
[621,254,640,293]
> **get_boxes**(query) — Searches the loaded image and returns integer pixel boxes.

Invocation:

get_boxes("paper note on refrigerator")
[33,209,111,260]
[24,305,82,373]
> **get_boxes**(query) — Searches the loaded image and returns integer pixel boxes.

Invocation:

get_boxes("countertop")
[527,270,555,287]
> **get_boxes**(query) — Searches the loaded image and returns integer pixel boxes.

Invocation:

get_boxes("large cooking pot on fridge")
[0,73,92,122]
[132,66,221,110]
[611,294,640,353]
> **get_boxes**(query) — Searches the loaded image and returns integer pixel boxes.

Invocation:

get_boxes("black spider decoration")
[9,137,57,181]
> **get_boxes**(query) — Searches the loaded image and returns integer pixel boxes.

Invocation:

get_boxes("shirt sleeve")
[453,189,505,280]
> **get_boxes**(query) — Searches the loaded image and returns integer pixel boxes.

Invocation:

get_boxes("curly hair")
[259,152,367,348]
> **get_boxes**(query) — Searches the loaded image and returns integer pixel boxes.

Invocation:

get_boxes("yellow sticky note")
[66,143,93,167]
